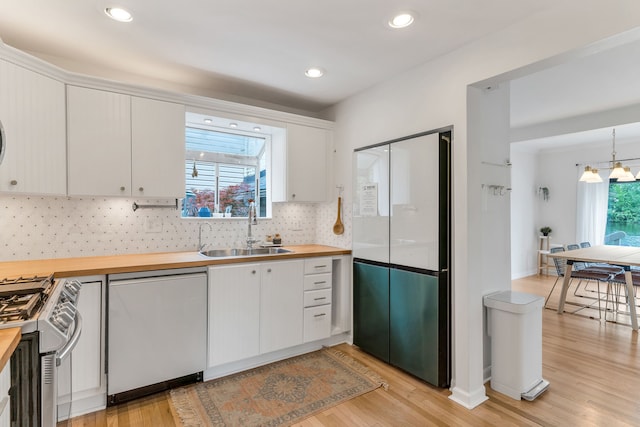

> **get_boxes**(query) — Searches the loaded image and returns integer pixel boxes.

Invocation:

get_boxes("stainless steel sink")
[199,247,293,258]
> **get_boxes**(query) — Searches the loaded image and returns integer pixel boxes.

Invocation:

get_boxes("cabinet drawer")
[304,289,332,307]
[304,257,332,275]
[304,305,332,343]
[303,273,332,291]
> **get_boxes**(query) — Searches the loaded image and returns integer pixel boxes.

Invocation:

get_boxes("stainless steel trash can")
[483,291,549,401]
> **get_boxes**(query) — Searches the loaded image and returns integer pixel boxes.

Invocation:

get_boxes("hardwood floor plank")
[68,274,640,426]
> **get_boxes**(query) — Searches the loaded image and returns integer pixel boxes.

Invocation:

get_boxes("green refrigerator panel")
[389,268,447,386]
[353,261,389,362]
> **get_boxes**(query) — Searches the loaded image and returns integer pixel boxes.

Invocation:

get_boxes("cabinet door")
[0,359,10,427]
[0,60,66,195]
[260,260,304,354]
[208,264,261,367]
[285,123,330,202]
[67,86,131,196]
[131,97,185,198]
[58,279,104,406]
[304,304,332,343]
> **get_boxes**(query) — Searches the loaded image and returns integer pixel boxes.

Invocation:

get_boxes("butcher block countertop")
[0,328,20,371]
[0,245,351,279]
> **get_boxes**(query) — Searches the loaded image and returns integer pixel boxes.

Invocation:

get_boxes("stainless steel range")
[0,275,82,427]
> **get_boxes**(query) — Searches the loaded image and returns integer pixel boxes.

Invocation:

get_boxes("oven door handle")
[56,311,83,367]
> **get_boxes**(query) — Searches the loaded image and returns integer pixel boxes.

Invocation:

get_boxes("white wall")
[328,1,640,409]
[510,146,540,279]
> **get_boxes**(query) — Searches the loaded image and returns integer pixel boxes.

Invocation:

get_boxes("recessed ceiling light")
[204,118,213,124]
[105,7,133,22]
[305,68,324,78]
[229,122,238,128]
[389,12,414,29]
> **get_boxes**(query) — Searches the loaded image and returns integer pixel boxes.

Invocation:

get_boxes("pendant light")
[191,160,198,178]
[617,166,636,182]
[579,128,637,183]
[579,166,602,183]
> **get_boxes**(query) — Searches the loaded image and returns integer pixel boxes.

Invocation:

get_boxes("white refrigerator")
[352,129,451,387]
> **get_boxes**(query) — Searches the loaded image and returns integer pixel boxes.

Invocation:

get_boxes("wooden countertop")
[0,245,351,279]
[0,328,21,371]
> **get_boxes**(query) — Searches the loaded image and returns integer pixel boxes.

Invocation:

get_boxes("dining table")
[548,245,640,331]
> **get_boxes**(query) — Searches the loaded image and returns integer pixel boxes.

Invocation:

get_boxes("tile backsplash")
[1,195,351,261]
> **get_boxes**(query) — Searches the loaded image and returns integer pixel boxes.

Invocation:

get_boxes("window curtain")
[576,179,609,245]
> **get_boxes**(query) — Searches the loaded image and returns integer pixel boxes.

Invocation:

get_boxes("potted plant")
[540,226,552,236]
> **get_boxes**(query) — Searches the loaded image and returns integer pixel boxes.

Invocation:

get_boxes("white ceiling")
[1,0,638,146]
[510,37,640,150]
[0,0,555,113]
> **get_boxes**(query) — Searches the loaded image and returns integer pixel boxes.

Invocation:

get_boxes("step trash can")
[483,290,549,401]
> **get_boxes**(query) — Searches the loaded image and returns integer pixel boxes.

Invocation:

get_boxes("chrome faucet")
[198,222,213,251]
[246,199,259,249]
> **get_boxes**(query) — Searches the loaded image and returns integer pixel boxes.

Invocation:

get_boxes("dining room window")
[605,180,640,246]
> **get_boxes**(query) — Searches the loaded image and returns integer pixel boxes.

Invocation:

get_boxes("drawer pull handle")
[251,270,257,274]
[314,265,327,268]
[314,313,326,318]
[10,180,17,186]
[314,281,327,285]
[314,297,326,301]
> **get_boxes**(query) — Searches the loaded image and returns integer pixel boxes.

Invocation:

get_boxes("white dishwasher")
[107,268,207,405]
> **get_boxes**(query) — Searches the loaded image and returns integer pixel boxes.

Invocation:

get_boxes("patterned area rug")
[169,347,388,426]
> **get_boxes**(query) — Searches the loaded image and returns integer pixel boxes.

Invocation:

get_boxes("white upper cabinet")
[67,86,131,197]
[67,85,185,198]
[131,97,185,198]
[273,123,332,202]
[0,59,66,195]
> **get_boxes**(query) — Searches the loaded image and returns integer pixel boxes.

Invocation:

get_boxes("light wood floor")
[65,274,640,426]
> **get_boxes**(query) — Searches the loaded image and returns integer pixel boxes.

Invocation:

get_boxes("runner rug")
[169,347,388,426]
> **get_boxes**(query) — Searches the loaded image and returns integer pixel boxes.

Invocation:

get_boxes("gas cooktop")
[0,275,54,324]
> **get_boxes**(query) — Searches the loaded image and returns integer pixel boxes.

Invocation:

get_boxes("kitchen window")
[183,125,270,218]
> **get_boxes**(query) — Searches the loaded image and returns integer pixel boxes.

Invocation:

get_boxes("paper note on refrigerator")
[360,183,378,216]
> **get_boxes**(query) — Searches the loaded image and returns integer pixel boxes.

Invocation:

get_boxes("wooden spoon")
[333,197,344,235]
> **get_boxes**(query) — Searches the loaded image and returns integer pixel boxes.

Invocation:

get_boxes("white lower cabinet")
[208,259,305,368]
[303,258,332,342]
[208,263,261,367]
[260,260,304,354]
[0,359,10,427]
[57,276,106,418]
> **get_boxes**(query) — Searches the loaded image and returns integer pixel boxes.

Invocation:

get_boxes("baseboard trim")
[449,385,488,409]
[203,333,350,381]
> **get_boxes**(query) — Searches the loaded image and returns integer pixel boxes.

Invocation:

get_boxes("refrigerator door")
[390,132,440,271]
[353,145,390,264]
[390,267,448,386]
[353,261,390,362]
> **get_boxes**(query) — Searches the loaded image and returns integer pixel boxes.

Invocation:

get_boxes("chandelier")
[579,129,639,183]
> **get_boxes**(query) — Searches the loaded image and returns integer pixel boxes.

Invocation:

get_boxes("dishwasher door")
[107,271,207,403]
